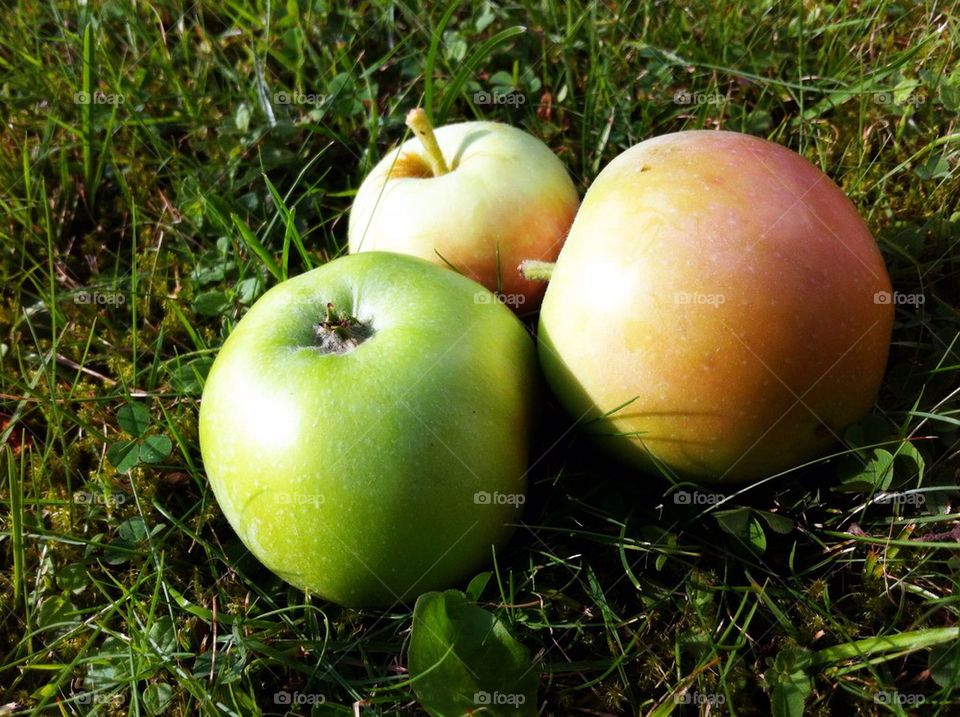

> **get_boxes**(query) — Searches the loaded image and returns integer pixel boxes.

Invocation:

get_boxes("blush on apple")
[533,130,894,484]
[349,109,579,311]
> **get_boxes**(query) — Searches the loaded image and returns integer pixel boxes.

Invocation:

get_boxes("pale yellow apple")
[538,130,894,484]
[349,113,578,310]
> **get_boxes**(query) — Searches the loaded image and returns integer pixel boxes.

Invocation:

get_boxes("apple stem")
[315,303,372,354]
[406,108,449,177]
[519,259,556,282]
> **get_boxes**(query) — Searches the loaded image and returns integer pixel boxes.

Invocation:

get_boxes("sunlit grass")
[1,0,958,714]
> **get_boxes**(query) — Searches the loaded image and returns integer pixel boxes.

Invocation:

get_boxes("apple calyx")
[405,108,449,177]
[518,259,555,282]
[314,303,372,354]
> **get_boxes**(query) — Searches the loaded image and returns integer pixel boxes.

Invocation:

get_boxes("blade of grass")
[232,213,283,282]
[81,21,95,202]
[262,173,313,272]
[423,0,461,122]
[812,627,960,668]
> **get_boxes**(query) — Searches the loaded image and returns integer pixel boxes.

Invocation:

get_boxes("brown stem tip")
[314,303,373,354]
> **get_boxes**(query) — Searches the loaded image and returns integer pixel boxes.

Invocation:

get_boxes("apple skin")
[199,252,537,607]
[348,120,579,310]
[538,130,894,484]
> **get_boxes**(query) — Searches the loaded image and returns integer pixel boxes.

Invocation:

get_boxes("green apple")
[348,109,579,311]
[199,252,537,607]
[534,130,894,484]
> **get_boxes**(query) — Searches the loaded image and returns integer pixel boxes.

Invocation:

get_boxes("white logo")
[473,691,526,707]
[873,291,924,306]
[473,91,525,107]
[474,491,525,506]
[475,291,526,308]
[673,490,722,506]
[274,691,326,705]
[674,291,725,307]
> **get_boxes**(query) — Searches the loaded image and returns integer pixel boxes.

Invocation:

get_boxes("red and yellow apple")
[349,109,578,310]
[536,130,894,484]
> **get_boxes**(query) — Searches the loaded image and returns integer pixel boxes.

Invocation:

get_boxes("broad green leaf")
[940,80,960,111]
[893,441,924,483]
[914,154,951,180]
[328,72,364,116]
[756,510,794,535]
[190,254,234,285]
[892,77,921,106]
[192,650,243,684]
[475,5,496,32]
[139,434,172,463]
[167,357,213,396]
[235,276,264,305]
[713,507,751,535]
[224,688,261,715]
[714,507,767,552]
[442,30,468,63]
[37,596,77,631]
[107,439,140,473]
[929,641,960,688]
[465,572,492,602]
[147,616,178,657]
[143,682,174,716]
[117,403,151,437]
[409,590,537,717]
[192,290,231,317]
[56,562,89,593]
[747,517,767,552]
[767,647,813,717]
[119,517,150,543]
[836,448,895,493]
[30,683,58,700]
[109,517,163,565]
[85,636,140,689]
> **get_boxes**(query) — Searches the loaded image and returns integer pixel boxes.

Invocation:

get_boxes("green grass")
[1,0,959,714]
